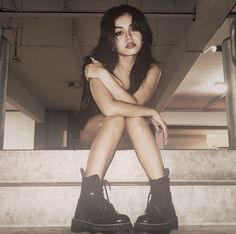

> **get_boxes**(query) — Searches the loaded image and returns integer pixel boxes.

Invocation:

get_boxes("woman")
[71,4,178,233]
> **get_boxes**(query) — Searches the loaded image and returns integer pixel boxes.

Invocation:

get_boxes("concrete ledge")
[0,225,236,234]
[0,150,235,227]
[0,150,235,183]
[0,185,236,226]
[1,180,236,187]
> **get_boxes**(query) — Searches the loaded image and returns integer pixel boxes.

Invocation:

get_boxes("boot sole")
[134,216,178,232]
[71,218,133,233]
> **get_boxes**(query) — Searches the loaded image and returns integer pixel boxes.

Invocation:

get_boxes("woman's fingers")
[85,65,91,80]
[152,116,169,146]
[151,119,161,132]
[163,127,169,146]
[90,57,99,63]
[85,59,104,81]
[162,122,169,146]
[85,63,96,80]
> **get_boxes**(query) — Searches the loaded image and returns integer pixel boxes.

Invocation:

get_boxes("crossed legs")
[80,115,164,180]
[85,116,125,179]
[74,116,174,234]
[126,117,164,179]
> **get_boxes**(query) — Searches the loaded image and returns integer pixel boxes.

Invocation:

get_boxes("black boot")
[134,169,178,233]
[71,170,132,233]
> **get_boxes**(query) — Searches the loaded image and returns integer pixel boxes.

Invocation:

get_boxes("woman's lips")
[126,42,136,49]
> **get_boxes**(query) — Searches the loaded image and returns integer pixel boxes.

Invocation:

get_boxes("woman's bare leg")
[78,115,105,148]
[126,117,164,179]
[81,115,125,179]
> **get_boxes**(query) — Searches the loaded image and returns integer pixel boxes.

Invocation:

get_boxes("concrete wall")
[3,111,35,149]
[2,110,229,150]
[167,129,229,149]
[167,134,208,149]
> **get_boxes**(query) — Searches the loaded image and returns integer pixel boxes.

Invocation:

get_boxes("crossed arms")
[85,58,168,143]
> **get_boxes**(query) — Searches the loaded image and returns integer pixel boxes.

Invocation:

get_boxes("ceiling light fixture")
[62,0,69,10]
[203,45,222,54]
[12,28,21,63]
[65,80,82,88]
[213,82,227,93]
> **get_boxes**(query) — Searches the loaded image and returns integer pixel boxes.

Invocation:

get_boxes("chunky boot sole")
[71,217,133,233]
[134,216,178,233]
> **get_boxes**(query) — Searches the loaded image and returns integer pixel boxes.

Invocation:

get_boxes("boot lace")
[92,179,115,211]
[146,189,164,208]
[146,177,170,211]
[146,191,153,208]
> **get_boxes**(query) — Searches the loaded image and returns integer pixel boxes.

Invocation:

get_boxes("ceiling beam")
[0,10,196,19]
[154,0,236,111]
[203,94,225,111]
[7,72,45,122]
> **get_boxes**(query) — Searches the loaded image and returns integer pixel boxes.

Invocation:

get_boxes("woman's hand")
[84,57,106,81]
[150,112,168,146]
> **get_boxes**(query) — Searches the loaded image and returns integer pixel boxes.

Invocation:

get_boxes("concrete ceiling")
[166,18,230,112]
[1,0,236,123]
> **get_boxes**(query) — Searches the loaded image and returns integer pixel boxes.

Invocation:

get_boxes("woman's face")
[114,13,142,57]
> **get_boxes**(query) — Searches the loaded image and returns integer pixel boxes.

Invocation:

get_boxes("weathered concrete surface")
[0,150,235,227]
[0,186,235,226]
[0,150,235,183]
[0,225,236,234]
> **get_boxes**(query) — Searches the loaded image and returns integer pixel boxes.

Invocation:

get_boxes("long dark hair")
[80,4,155,110]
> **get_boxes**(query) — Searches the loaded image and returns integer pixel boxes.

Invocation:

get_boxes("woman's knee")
[103,116,126,130]
[126,117,148,132]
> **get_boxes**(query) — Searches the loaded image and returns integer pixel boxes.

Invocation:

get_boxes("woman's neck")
[117,55,136,72]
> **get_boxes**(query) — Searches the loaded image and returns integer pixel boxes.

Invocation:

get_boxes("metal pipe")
[0,10,196,18]
[0,34,9,149]
[0,37,9,149]
[222,38,236,149]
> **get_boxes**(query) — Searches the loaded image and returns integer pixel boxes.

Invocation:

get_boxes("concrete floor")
[0,226,236,234]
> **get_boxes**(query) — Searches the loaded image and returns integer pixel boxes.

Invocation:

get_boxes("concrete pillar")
[0,33,10,149]
[34,109,68,149]
[222,38,236,149]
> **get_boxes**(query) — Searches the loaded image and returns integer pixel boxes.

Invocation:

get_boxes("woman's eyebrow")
[115,24,132,29]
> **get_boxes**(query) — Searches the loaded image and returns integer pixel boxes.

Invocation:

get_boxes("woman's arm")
[90,79,155,117]
[99,70,138,104]
[90,78,168,144]
[133,64,161,105]
[86,59,161,106]
[85,58,137,104]
[101,63,161,106]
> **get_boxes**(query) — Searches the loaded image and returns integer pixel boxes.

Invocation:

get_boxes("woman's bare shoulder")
[143,63,161,81]
[149,63,161,74]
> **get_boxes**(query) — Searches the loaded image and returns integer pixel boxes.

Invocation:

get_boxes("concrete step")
[0,150,235,183]
[0,150,235,227]
[0,225,236,234]
[0,185,236,226]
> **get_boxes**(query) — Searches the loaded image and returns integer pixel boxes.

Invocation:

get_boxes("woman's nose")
[126,31,132,40]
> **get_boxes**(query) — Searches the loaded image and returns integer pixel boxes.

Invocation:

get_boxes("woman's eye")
[115,31,123,37]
